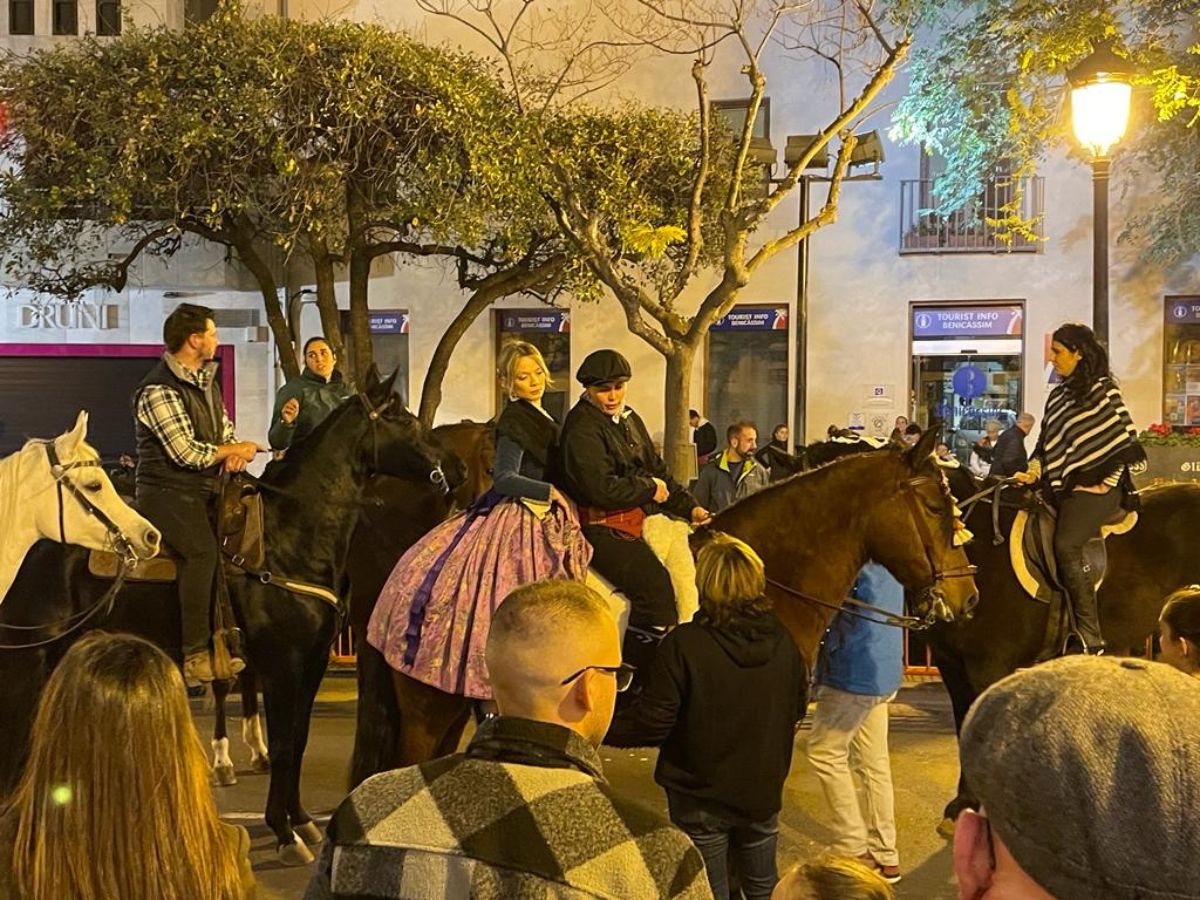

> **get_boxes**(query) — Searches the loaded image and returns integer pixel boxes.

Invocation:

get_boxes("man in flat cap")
[954,654,1200,900]
[555,350,710,674]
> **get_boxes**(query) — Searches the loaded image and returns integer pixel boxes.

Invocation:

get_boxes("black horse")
[0,369,445,865]
[928,467,1200,833]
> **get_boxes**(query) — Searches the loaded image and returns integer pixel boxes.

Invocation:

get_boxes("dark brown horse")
[928,469,1200,832]
[347,427,979,785]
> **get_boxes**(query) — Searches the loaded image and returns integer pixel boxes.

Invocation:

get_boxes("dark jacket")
[132,356,224,496]
[556,398,696,520]
[268,368,354,451]
[607,610,807,824]
[989,425,1029,478]
[692,420,718,460]
[492,399,559,502]
[692,450,770,513]
[304,717,712,900]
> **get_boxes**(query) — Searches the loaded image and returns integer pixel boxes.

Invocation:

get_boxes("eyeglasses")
[560,663,636,693]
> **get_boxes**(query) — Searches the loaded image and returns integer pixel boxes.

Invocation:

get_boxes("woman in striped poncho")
[1014,323,1146,654]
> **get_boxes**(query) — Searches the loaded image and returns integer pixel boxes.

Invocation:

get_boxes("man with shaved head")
[306,580,713,900]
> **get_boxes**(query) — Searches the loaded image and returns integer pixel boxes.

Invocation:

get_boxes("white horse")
[0,411,161,603]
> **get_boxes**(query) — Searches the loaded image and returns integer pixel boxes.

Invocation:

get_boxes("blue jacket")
[816,563,904,697]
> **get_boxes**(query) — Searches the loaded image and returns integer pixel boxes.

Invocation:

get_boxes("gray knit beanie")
[960,655,1200,900]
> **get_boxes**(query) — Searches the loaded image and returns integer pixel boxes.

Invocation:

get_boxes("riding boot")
[1058,555,1105,653]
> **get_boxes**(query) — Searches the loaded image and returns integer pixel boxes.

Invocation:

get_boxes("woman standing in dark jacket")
[1015,323,1145,653]
[607,532,806,900]
[556,350,709,664]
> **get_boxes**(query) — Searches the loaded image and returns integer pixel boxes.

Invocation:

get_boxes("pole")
[794,177,810,446]
[1092,157,1110,348]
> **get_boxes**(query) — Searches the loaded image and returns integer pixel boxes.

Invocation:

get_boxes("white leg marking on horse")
[211,737,237,787]
[243,714,270,772]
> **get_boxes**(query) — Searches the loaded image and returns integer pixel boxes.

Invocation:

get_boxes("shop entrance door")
[496,309,571,422]
[913,354,1021,465]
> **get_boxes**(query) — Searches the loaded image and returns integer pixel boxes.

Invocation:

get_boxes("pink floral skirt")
[367,491,592,700]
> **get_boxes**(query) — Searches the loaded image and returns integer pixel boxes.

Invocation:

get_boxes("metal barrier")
[331,622,357,667]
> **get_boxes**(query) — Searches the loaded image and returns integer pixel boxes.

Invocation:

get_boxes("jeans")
[806,685,899,866]
[668,792,779,900]
[1054,487,1123,649]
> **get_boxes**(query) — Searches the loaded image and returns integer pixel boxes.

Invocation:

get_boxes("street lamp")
[1067,40,1133,349]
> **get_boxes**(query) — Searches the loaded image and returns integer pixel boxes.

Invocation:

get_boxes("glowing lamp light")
[1067,41,1133,158]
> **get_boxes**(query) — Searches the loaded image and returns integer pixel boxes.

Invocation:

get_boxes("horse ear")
[905,422,940,470]
[362,365,382,393]
[63,410,88,451]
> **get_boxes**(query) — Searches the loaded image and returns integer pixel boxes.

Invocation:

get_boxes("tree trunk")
[228,221,298,381]
[418,257,566,427]
[663,342,697,481]
[310,248,348,383]
[347,246,374,384]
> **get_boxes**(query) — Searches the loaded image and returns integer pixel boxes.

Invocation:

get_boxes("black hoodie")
[607,609,808,823]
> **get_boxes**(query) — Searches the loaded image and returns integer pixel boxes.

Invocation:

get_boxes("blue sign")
[952,365,987,399]
[500,309,570,333]
[711,306,789,331]
[1167,298,1200,324]
[913,305,1023,338]
[368,311,408,335]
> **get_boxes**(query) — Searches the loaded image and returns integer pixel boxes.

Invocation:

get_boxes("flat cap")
[576,349,632,387]
[961,655,1200,900]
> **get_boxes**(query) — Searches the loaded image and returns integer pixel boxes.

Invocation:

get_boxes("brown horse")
[348,427,978,785]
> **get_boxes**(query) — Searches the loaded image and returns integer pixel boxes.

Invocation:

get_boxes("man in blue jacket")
[806,563,904,884]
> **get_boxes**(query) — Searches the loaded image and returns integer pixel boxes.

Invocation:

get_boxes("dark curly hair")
[1052,323,1113,399]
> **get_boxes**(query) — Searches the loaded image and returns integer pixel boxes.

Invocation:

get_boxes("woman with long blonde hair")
[0,632,254,900]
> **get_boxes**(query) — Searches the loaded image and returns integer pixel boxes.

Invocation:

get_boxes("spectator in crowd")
[934,441,959,467]
[954,655,1200,899]
[755,423,792,481]
[307,580,712,900]
[1159,585,1200,678]
[268,336,354,452]
[771,857,895,900]
[0,633,255,900]
[807,564,904,884]
[693,422,771,513]
[888,416,909,445]
[690,409,718,465]
[968,420,1001,478]
[989,412,1035,478]
[902,422,923,447]
[607,533,806,900]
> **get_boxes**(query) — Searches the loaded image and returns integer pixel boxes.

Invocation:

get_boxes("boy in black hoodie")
[606,532,807,900]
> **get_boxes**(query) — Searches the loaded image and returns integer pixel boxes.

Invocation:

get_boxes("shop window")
[1163,296,1200,428]
[52,0,78,34]
[96,0,120,35]
[9,0,34,34]
[339,310,410,404]
[496,309,571,422]
[705,306,789,450]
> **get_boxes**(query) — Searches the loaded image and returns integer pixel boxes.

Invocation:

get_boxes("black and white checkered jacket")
[304,716,713,899]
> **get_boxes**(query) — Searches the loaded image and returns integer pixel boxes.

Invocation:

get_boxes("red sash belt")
[579,506,646,539]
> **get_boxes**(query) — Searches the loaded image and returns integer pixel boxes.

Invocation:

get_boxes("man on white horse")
[132,303,260,684]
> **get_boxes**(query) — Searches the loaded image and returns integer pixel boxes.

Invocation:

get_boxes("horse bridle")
[44,442,139,567]
[898,474,978,622]
[357,392,448,494]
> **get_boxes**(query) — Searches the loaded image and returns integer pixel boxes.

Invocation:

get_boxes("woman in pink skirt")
[367,342,592,700]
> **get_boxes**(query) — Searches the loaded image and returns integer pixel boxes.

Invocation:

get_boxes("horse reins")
[763,575,935,630]
[358,392,448,494]
[898,474,978,589]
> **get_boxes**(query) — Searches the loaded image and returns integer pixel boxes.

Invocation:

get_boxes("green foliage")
[892,0,1200,262]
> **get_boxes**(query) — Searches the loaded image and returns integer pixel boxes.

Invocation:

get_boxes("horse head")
[357,368,447,492]
[31,412,161,560]
[863,426,978,624]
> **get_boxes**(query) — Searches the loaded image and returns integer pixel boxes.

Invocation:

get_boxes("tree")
[423,0,917,472]
[891,0,1200,263]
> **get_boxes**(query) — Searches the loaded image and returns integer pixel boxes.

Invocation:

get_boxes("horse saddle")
[88,483,267,583]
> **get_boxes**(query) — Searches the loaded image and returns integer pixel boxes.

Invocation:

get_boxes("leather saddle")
[1007,498,1137,659]
[88,481,266,583]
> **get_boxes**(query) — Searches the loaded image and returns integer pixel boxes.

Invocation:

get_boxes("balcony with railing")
[899,176,1044,254]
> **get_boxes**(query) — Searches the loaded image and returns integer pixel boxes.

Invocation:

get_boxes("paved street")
[201,675,964,899]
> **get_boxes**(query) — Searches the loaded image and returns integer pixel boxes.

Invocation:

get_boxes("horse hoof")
[294,820,324,846]
[251,755,271,774]
[213,763,238,787]
[278,838,315,866]
[937,817,956,840]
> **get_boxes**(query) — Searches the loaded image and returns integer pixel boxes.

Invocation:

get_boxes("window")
[96,0,120,35]
[184,0,219,24]
[52,0,78,34]
[9,0,34,34]
[705,306,789,452]
[711,98,774,195]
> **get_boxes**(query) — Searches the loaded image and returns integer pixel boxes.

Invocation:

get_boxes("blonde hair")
[694,532,770,626]
[498,340,554,395]
[9,632,245,900]
[776,857,895,900]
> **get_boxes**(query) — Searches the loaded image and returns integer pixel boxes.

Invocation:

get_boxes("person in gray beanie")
[954,655,1200,900]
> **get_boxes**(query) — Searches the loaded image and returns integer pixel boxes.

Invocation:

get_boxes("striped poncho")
[1034,376,1145,495]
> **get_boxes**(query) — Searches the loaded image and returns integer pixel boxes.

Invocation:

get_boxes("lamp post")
[1067,40,1133,349]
